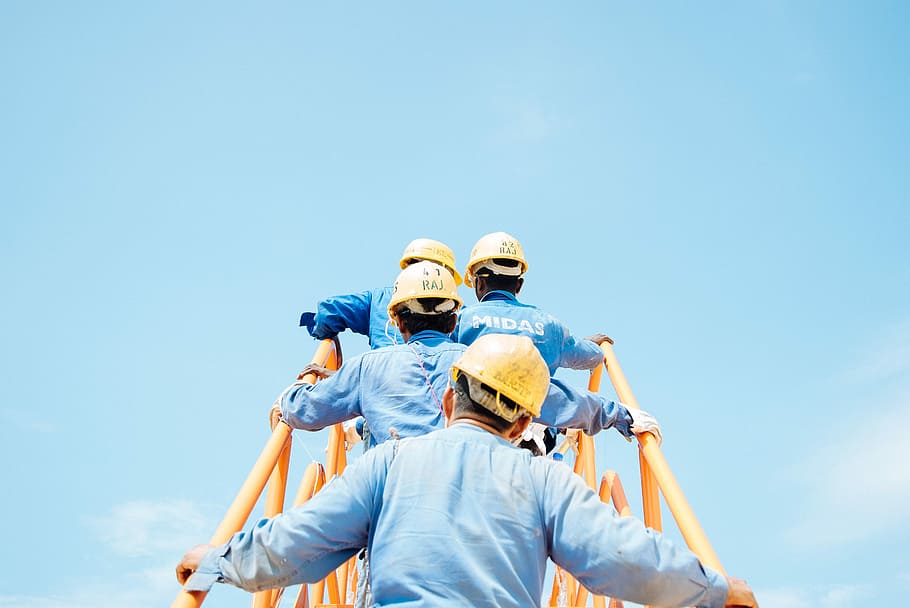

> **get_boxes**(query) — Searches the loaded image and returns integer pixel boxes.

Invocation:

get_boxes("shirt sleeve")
[184,445,393,593]
[536,378,634,437]
[554,321,605,371]
[306,291,374,339]
[537,462,729,608]
[280,356,365,430]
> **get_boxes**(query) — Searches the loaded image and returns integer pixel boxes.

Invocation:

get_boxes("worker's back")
[281,330,465,446]
[455,290,603,376]
[364,424,725,608]
[369,424,546,607]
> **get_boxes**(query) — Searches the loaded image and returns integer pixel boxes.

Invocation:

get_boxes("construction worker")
[297,238,462,448]
[457,231,607,376]
[457,231,619,453]
[177,334,758,608]
[282,260,659,607]
[299,237,463,349]
[275,261,660,449]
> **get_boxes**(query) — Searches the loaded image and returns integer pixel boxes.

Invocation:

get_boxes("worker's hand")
[724,576,758,607]
[297,364,335,381]
[270,371,314,429]
[269,382,301,429]
[584,333,613,346]
[176,543,215,585]
[269,401,283,429]
[628,408,662,445]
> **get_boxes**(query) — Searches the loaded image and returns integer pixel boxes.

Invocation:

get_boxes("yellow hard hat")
[463,231,528,287]
[387,261,463,321]
[451,333,549,420]
[400,238,463,286]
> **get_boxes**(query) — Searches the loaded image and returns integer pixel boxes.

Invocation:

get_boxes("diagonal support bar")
[600,341,725,574]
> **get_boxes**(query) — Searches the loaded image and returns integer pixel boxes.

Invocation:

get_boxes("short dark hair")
[475,259,522,293]
[450,373,515,433]
[395,300,457,334]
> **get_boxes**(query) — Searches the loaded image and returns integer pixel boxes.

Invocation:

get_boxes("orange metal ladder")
[173,336,728,608]
[171,338,349,608]
[547,339,726,607]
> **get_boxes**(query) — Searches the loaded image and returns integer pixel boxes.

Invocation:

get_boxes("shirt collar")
[480,290,519,303]
[407,329,455,345]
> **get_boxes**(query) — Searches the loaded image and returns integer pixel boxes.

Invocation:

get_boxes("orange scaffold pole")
[599,340,725,574]
[172,339,340,608]
[550,361,606,607]
[293,462,327,608]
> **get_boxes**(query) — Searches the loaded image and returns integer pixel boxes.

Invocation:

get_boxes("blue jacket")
[300,286,402,349]
[455,291,604,375]
[279,331,634,448]
[186,424,728,608]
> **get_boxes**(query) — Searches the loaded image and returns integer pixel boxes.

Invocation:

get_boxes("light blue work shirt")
[186,424,728,608]
[279,331,635,448]
[300,285,402,349]
[455,291,604,375]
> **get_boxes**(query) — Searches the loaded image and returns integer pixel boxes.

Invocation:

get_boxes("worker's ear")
[474,275,486,298]
[506,415,532,441]
[444,313,457,334]
[514,277,524,294]
[442,386,455,426]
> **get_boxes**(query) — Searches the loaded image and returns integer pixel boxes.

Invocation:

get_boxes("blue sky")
[2,2,908,607]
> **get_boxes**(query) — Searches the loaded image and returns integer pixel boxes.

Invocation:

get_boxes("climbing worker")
[299,237,463,349]
[280,260,659,607]
[274,261,660,450]
[456,231,608,376]
[177,333,758,608]
[277,260,464,447]
[456,231,619,453]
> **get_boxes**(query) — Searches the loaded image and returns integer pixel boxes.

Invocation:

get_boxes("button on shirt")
[455,291,604,375]
[186,424,728,608]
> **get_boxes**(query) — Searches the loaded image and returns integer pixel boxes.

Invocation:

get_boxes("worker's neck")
[449,416,512,440]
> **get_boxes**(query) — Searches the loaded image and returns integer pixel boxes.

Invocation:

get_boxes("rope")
[405,341,444,413]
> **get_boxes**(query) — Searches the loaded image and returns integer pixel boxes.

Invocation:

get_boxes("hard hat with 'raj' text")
[400,238,462,286]
[388,261,463,321]
[463,232,528,287]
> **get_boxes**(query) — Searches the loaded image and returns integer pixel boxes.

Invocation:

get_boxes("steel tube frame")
[172,339,340,608]
[600,341,724,574]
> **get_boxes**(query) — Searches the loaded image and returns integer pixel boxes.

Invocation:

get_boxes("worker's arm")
[535,379,662,443]
[553,321,606,371]
[178,443,393,592]
[538,461,731,608]
[279,354,366,430]
[300,290,374,339]
[536,379,633,437]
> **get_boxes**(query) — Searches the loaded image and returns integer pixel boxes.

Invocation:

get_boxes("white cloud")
[757,583,869,608]
[87,499,209,558]
[0,501,225,608]
[786,319,910,547]
[0,565,174,608]
[788,394,910,546]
